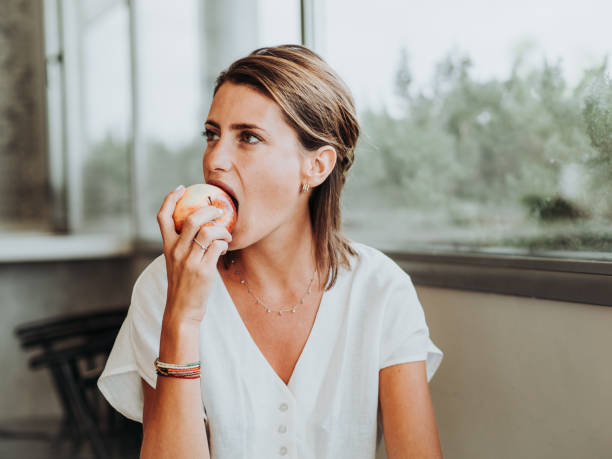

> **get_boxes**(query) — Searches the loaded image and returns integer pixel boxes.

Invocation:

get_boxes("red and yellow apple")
[172,183,237,234]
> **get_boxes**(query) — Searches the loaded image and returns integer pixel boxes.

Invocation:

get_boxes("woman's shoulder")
[128,253,168,317]
[133,253,167,288]
[343,240,421,322]
[349,239,387,260]
[347,240,407,275]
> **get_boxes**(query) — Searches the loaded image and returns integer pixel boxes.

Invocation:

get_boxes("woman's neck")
[229,229,318,296]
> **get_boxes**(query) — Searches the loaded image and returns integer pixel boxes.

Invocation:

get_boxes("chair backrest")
[14,306,141,458]
[16,306,128,350]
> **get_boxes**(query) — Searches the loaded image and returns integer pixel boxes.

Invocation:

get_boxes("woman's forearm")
[140,317,210,459]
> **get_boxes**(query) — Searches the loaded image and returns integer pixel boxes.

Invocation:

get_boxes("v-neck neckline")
[215,266,334,393]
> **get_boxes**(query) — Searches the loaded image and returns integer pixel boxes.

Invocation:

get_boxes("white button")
[279,446,288,455]
[279,402,288,412]
[278,424,287,433]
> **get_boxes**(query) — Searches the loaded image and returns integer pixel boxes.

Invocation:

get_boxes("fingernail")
[175,185,184,192]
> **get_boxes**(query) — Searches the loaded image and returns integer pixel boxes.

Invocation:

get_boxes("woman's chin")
[226,236,243,251]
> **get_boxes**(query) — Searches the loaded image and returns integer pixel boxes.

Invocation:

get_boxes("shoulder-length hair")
[215,44,360,290]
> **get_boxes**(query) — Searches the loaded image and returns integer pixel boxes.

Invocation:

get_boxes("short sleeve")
[97,255,208,422]
[379,265,443,382]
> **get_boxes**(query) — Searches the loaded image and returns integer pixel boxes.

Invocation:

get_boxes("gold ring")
[193,238,208,251]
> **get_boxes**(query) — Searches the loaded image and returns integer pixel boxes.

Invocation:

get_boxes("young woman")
[98,44,444,459]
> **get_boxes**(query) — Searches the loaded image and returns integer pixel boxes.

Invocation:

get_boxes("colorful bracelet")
[154,357,201,379]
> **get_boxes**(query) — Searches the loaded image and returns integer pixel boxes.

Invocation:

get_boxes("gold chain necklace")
[230,258,317,316]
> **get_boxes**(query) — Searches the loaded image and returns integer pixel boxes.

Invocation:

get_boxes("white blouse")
[97,240,443,458]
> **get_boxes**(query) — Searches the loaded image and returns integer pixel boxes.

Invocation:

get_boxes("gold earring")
[301,183,310,193]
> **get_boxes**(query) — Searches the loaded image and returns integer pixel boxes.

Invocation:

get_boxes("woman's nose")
[204,140,233,172]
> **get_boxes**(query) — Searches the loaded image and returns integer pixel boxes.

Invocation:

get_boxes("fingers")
[176,205,230,256]
[157,186,185,250]
[186,224,232,266]
[201,240,229,269]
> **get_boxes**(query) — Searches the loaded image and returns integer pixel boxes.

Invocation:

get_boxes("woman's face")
[202,82,309,250]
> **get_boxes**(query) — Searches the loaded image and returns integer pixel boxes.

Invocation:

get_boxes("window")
[312,0,612,263]
[38,0,132,236]
[38,0,300,241]
[78,0,132,234]
[132,0,301,241]
[14,0,611,303]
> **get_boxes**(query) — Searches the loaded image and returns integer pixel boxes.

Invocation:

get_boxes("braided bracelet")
[155,357,201,379]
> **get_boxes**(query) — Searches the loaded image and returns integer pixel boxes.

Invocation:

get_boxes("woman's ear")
[302,145,337,188]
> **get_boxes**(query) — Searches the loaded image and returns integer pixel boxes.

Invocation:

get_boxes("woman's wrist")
[159,316,201,364]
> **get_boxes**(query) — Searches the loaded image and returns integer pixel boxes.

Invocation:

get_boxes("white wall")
[379,285,612,459]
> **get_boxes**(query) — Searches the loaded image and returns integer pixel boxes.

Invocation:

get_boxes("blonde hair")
[215,44,360,290]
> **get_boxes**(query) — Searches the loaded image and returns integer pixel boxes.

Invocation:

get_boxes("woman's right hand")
[156,185,233,327]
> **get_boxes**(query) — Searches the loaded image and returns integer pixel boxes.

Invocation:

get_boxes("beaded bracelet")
[154,357,201,379]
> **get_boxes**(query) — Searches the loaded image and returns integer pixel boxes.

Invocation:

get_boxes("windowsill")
[383,247,612,307]
[346,233,612,307]
[0,232,610,306]
[0,233,135,262]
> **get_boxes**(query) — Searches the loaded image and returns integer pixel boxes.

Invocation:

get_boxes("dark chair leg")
[57,362,110,459]
[48,366,83,442]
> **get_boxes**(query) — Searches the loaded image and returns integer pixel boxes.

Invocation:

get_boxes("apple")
[172,183,237,234]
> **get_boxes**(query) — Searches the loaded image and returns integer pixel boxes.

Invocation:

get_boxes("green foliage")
[520,194,588,221]
[494,230,612,252]
[82,133,205,225]
[581,63,612,217]
[349,46,611,224]
[144,137,205,217]
[82,133,130,218]
[83,45,612,246]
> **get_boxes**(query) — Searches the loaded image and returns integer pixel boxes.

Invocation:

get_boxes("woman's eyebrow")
[205,120,268,134]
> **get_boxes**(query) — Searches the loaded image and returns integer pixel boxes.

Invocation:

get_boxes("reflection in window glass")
[135,0,203,240]
[81,1,131,234]
[318,0,612,260]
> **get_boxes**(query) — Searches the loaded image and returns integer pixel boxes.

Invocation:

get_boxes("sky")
[320,0,612,115]
[81,0,612,147]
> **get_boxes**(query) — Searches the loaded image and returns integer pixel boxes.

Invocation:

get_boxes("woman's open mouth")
[229,193,239,213]
[207,179,239,214]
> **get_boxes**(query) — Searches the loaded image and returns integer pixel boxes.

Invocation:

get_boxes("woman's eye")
[241,132,261,144]
[201,129,218,142]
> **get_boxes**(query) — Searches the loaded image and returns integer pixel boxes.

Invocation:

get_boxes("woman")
[98,44,444,458]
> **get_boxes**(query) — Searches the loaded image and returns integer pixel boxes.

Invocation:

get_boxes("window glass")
[80,0,132,234]
[317,0,612,260]
[135,0,203,240]
[136,0,301,240]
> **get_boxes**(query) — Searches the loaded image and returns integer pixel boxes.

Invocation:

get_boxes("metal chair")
[6,306,142,458]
